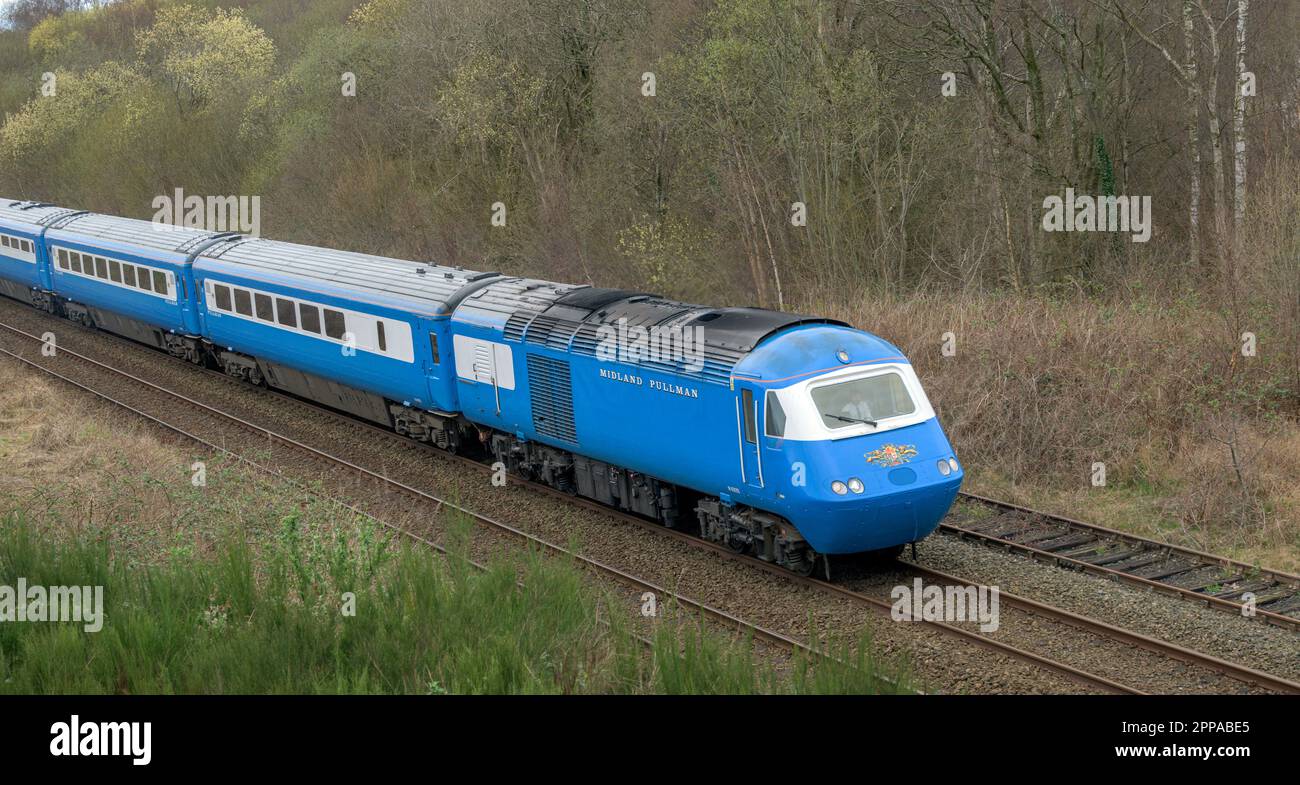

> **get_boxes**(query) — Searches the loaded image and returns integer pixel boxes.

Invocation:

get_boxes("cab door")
[423,320,462,412]
[736,385,764,489]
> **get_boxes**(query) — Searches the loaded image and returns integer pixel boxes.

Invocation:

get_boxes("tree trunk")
[1199,1,1229,266]
[1233,0,1249,234]
[1184,1,1202,269]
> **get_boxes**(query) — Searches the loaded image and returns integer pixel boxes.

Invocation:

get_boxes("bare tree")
[1108,0,1205,267]
[1233,0,1249,234]
[1185,1,1202,268]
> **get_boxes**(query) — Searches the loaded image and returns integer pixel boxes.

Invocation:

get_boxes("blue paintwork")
[464,318,962,554]
[0,222,44,291]
[9,197,962,556]
[42,229,196,335]
[192,259,450,412]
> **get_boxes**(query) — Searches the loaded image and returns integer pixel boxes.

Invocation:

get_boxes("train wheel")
[790,553,817,577]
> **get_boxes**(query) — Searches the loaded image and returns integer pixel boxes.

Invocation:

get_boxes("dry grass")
[0,358,326,566]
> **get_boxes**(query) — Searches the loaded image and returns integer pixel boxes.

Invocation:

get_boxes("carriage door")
[736,386,764,489]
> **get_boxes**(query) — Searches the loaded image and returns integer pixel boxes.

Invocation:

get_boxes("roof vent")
[416,267,426,275]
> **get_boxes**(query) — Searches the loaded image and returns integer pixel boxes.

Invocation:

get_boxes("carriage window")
[123,264,136,287]
[299,303,321,334]
[765,391,787,438]
[95,257,108,278]
[138,268,153,291]
[376,321,387,352]
[742,388,756,444]
[1,236,8,247]
[213,284,231,312]
[57,250,69,269]
[323,309,346,340]
[153,270,168,294]
[233,288,252,316]
[69,254,82,273]
[276,298,297,328]
[429,333,439,363]
[109,260,122,283]
[22,240,31,252]
[254,293,273,321]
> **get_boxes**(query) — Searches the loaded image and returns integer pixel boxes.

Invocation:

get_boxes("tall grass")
[0,513,915,695]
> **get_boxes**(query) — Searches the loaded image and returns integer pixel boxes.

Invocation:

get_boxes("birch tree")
[1233,0,1249,233]
[1110,1,1204,267]
[1185,1,1202,269]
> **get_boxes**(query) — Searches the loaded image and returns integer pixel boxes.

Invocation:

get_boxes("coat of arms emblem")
[865,444,917,467]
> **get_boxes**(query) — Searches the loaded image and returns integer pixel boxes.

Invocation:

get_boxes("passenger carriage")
[42,212,224,362]
[192,238,497,437]
[0,200,70,308]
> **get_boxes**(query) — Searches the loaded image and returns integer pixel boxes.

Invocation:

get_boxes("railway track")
[943,494,1300,631]
[2,307,1297,694]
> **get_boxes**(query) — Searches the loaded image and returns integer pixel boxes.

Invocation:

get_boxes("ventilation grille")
[504,312,533,342]
[527,354,577,443]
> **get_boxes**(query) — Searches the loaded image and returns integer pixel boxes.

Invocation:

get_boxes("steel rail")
[945,493,1300,631]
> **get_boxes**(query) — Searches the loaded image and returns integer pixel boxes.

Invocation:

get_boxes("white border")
[204,278,415,364]
[765,363,936,441]
[51,244,176,301]
[0,233,37,264]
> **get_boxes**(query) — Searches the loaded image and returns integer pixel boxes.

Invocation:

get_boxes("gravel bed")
[910,532,1300,684]
[835,561,1272,694]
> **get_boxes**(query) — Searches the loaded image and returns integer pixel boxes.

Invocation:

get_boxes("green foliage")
[0,62,140,163]
[437,46,545,150]
[135,5,275,113]
[0,513,913,694]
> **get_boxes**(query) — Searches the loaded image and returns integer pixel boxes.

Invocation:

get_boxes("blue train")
[0,197,962,574]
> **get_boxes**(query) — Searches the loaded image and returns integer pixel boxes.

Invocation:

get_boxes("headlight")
[831,480,848,495]
[948,457,959,472]
[937,459,951,476]
[847,477,864,494]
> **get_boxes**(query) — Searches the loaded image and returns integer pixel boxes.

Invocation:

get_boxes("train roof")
[45,212,224,257]
[457,278,848,385]
[196,237,501,316]
[0,199,75,230]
